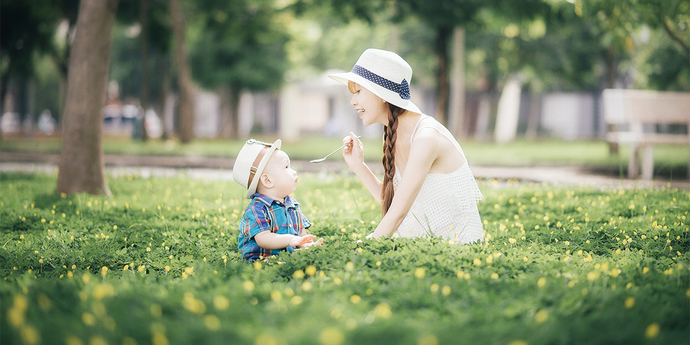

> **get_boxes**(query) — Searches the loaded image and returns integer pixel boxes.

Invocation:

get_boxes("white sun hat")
[329,48,422,114]
[233,138,281,199]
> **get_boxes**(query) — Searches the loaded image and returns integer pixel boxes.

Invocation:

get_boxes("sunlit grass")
[2,136,688,174]
[1,172,688,344]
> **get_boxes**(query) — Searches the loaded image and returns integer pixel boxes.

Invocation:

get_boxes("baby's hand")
[289,234,317,247]
[300,237,324,249]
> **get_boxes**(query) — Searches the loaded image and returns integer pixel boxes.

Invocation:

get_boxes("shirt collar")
[251,193,299,208]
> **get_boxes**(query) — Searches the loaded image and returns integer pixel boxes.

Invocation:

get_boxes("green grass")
[2,136,688,177]
[1,172,688,345]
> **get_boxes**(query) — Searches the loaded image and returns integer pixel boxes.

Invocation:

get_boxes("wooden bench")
[603,89,690,180]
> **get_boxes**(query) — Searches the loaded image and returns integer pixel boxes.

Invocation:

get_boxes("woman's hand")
[342,132,364,170]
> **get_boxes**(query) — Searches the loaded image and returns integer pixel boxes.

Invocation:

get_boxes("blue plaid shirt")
[238,193,311,262]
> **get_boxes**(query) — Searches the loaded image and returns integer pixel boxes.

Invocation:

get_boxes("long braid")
[381,103,404,215]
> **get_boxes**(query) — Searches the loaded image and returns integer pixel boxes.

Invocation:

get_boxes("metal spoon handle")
[310,135,361,163]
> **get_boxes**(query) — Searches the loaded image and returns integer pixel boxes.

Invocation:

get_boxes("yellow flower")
[305,265,317,276]
[302,282,312,291]
[442,285,451,296]
[537,277,546,288]
[645,323,660,338]
[350,294,361,304]
[213,295,229,310]
[82,312,96,326]
[204,315,221,331]
[345,262,354,271]
[624,297,635,309]
[374,303,392,319]
[293,270,305,279]
[417,334,439,345]
[243,280,255,292]
[473,258,482,266]
[415,267,426,279]
[534,309,548,323]
[491,273,499,279]
[291,296,303,305]
[430,283,439,293]
[318,327,344,345]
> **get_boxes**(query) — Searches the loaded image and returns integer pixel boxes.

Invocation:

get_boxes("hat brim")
[246,139,281,199]
[329,72,422,115]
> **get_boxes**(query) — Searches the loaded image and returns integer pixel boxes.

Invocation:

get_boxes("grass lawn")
[1,171,688,345]
[2,136,688,177]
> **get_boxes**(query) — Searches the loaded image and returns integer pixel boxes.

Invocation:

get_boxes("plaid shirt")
[238,193,311,262]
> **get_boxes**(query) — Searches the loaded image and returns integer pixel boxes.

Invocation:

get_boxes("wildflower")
[345,262,354,271]
[82,312,95,326]
[374,303,392,319]
[473,258,482,266]
[534,309,548,323]
[318,327,344,345]
[204,315,221,331]
[415,267,426,279]
[645,323,660,338]
[537,277,546,288]
[182,292,206,314]
[302,282,312,291]
[291,296,303,305]
[243,280,255,292]
[306,265,317,276]
[491,273,499,279]
[20,325,40,345]
[293,270,305,279]
[625,297,635,309]
[441,286,451,296]
[430,283,439,293]
[417,334,439,345]
[213,295,229,310]
[350,295,361,304]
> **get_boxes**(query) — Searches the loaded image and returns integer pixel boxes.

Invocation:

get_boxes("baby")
[233,139,323,262]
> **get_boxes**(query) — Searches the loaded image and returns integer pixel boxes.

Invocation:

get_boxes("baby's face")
[263,150,298,198]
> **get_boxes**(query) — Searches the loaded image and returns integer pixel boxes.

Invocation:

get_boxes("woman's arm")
[343,132,383,203]
[368,130,439,238]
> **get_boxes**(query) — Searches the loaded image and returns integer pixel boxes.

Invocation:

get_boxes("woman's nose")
[350,94,357,106]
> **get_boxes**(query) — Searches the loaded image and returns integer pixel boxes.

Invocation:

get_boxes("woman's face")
[350,83,389,126]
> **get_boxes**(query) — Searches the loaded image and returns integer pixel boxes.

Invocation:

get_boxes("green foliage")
[188,0,290,92]
[1,172,688,344]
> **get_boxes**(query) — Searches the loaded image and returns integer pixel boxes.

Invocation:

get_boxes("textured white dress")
[393,115,484,243]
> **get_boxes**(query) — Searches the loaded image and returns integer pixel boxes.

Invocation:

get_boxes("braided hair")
[381,102,405,215]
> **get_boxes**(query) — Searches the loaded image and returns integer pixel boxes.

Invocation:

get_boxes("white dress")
[393,115,484,243]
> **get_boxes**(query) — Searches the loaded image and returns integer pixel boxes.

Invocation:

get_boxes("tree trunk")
[170,0,195,144]
[56,0,118,196]
[139,0,150,141]
[448,27,466,138]
[434,26,451,126]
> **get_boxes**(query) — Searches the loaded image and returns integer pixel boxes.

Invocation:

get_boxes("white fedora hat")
[233,138,281,199]
[329,48,422,114]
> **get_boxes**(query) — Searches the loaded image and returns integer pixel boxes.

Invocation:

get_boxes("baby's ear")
[259,173,273,189]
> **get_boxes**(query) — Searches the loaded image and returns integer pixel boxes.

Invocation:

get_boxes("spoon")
[310,135,361,163]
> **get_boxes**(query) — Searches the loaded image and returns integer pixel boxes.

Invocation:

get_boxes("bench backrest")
[603,89,690,125]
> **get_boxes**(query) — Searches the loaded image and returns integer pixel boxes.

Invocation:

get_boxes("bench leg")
[628,144,640,179]
[641,145,653,180]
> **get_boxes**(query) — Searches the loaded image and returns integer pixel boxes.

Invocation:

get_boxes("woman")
[329,48,484,243]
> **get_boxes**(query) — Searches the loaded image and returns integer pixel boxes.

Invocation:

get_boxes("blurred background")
[0,0,688,149]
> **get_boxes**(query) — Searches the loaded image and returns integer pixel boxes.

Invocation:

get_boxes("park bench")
[603,88,690,180]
